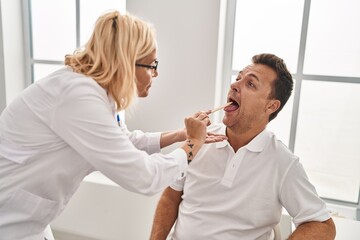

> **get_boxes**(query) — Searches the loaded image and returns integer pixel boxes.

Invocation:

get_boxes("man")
[149,53,336,240]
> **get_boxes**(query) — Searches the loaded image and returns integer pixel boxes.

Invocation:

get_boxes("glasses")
[135,60,158,72]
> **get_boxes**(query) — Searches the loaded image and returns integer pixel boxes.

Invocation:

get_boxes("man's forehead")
[240,64,257,73]
[240,64,258,74]
[239,63,277,82]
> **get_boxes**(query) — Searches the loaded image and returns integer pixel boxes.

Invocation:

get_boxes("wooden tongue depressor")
[209,102,233,114]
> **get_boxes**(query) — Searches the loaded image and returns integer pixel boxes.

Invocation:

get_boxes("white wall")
[125,0,222,133]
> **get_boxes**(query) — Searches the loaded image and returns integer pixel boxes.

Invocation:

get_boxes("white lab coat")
[0,67,187,239]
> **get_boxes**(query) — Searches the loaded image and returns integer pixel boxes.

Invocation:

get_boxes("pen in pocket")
[117,114,121,127]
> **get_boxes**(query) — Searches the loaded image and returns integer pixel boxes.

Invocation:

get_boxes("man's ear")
[267,99,281,114]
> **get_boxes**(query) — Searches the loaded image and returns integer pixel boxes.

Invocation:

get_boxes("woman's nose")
[152,69,158,77]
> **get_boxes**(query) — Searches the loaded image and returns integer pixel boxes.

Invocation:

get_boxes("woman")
[0,11,223,239]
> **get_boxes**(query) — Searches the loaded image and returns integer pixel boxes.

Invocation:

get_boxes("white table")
[332,217,360,240]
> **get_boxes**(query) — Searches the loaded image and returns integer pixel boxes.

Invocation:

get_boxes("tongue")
[224,103,239,112]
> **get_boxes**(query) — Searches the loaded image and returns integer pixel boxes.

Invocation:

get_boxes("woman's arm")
[160,129,186,148]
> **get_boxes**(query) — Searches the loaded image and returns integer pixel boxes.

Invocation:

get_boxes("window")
[22,0,126,83]
[222,0,360,218]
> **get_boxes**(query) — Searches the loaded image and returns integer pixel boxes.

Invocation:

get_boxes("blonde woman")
[0,11,225,239]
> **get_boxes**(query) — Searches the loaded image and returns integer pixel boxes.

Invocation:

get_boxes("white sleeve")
[119,124,161,154]
[279,159,331,227]
[170,177,186,191]
[50,82,187,196]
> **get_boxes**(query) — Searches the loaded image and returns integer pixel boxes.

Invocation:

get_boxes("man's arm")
[150,187,183,240]
[288,218,336,240]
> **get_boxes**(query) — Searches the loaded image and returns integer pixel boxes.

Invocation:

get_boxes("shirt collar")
[215,125,270,153]
[245,129,270,152]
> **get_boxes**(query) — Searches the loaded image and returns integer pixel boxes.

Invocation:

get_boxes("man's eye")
[248,81,255,88]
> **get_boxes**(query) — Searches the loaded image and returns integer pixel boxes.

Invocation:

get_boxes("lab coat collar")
[107,94,117,115]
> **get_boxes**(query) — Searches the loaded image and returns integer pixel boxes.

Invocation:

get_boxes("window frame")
[0,2,6,112]
[22,0,78,85]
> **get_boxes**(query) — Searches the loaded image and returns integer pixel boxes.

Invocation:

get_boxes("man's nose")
[230,81,241,93]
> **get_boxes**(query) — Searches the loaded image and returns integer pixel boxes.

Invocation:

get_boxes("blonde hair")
[65,11,157,111]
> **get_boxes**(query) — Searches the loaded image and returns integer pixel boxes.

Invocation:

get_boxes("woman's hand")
[184,111,210,144]
[185,111,227,144]
[181,111,227,161]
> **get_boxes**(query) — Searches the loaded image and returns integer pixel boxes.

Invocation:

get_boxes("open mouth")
[224,98,239,112]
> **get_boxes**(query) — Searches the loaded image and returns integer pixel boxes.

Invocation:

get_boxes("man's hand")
[205,132,228,143]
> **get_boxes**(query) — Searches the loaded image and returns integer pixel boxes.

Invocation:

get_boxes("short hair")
[65,11,157,111]
[252,53,293,121]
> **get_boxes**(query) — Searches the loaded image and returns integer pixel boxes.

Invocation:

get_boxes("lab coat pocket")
[0,189,58,237]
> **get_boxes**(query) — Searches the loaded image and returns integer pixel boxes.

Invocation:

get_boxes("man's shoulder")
[265,130,298,162]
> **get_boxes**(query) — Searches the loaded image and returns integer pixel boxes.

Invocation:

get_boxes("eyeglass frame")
[135,60,158,72]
